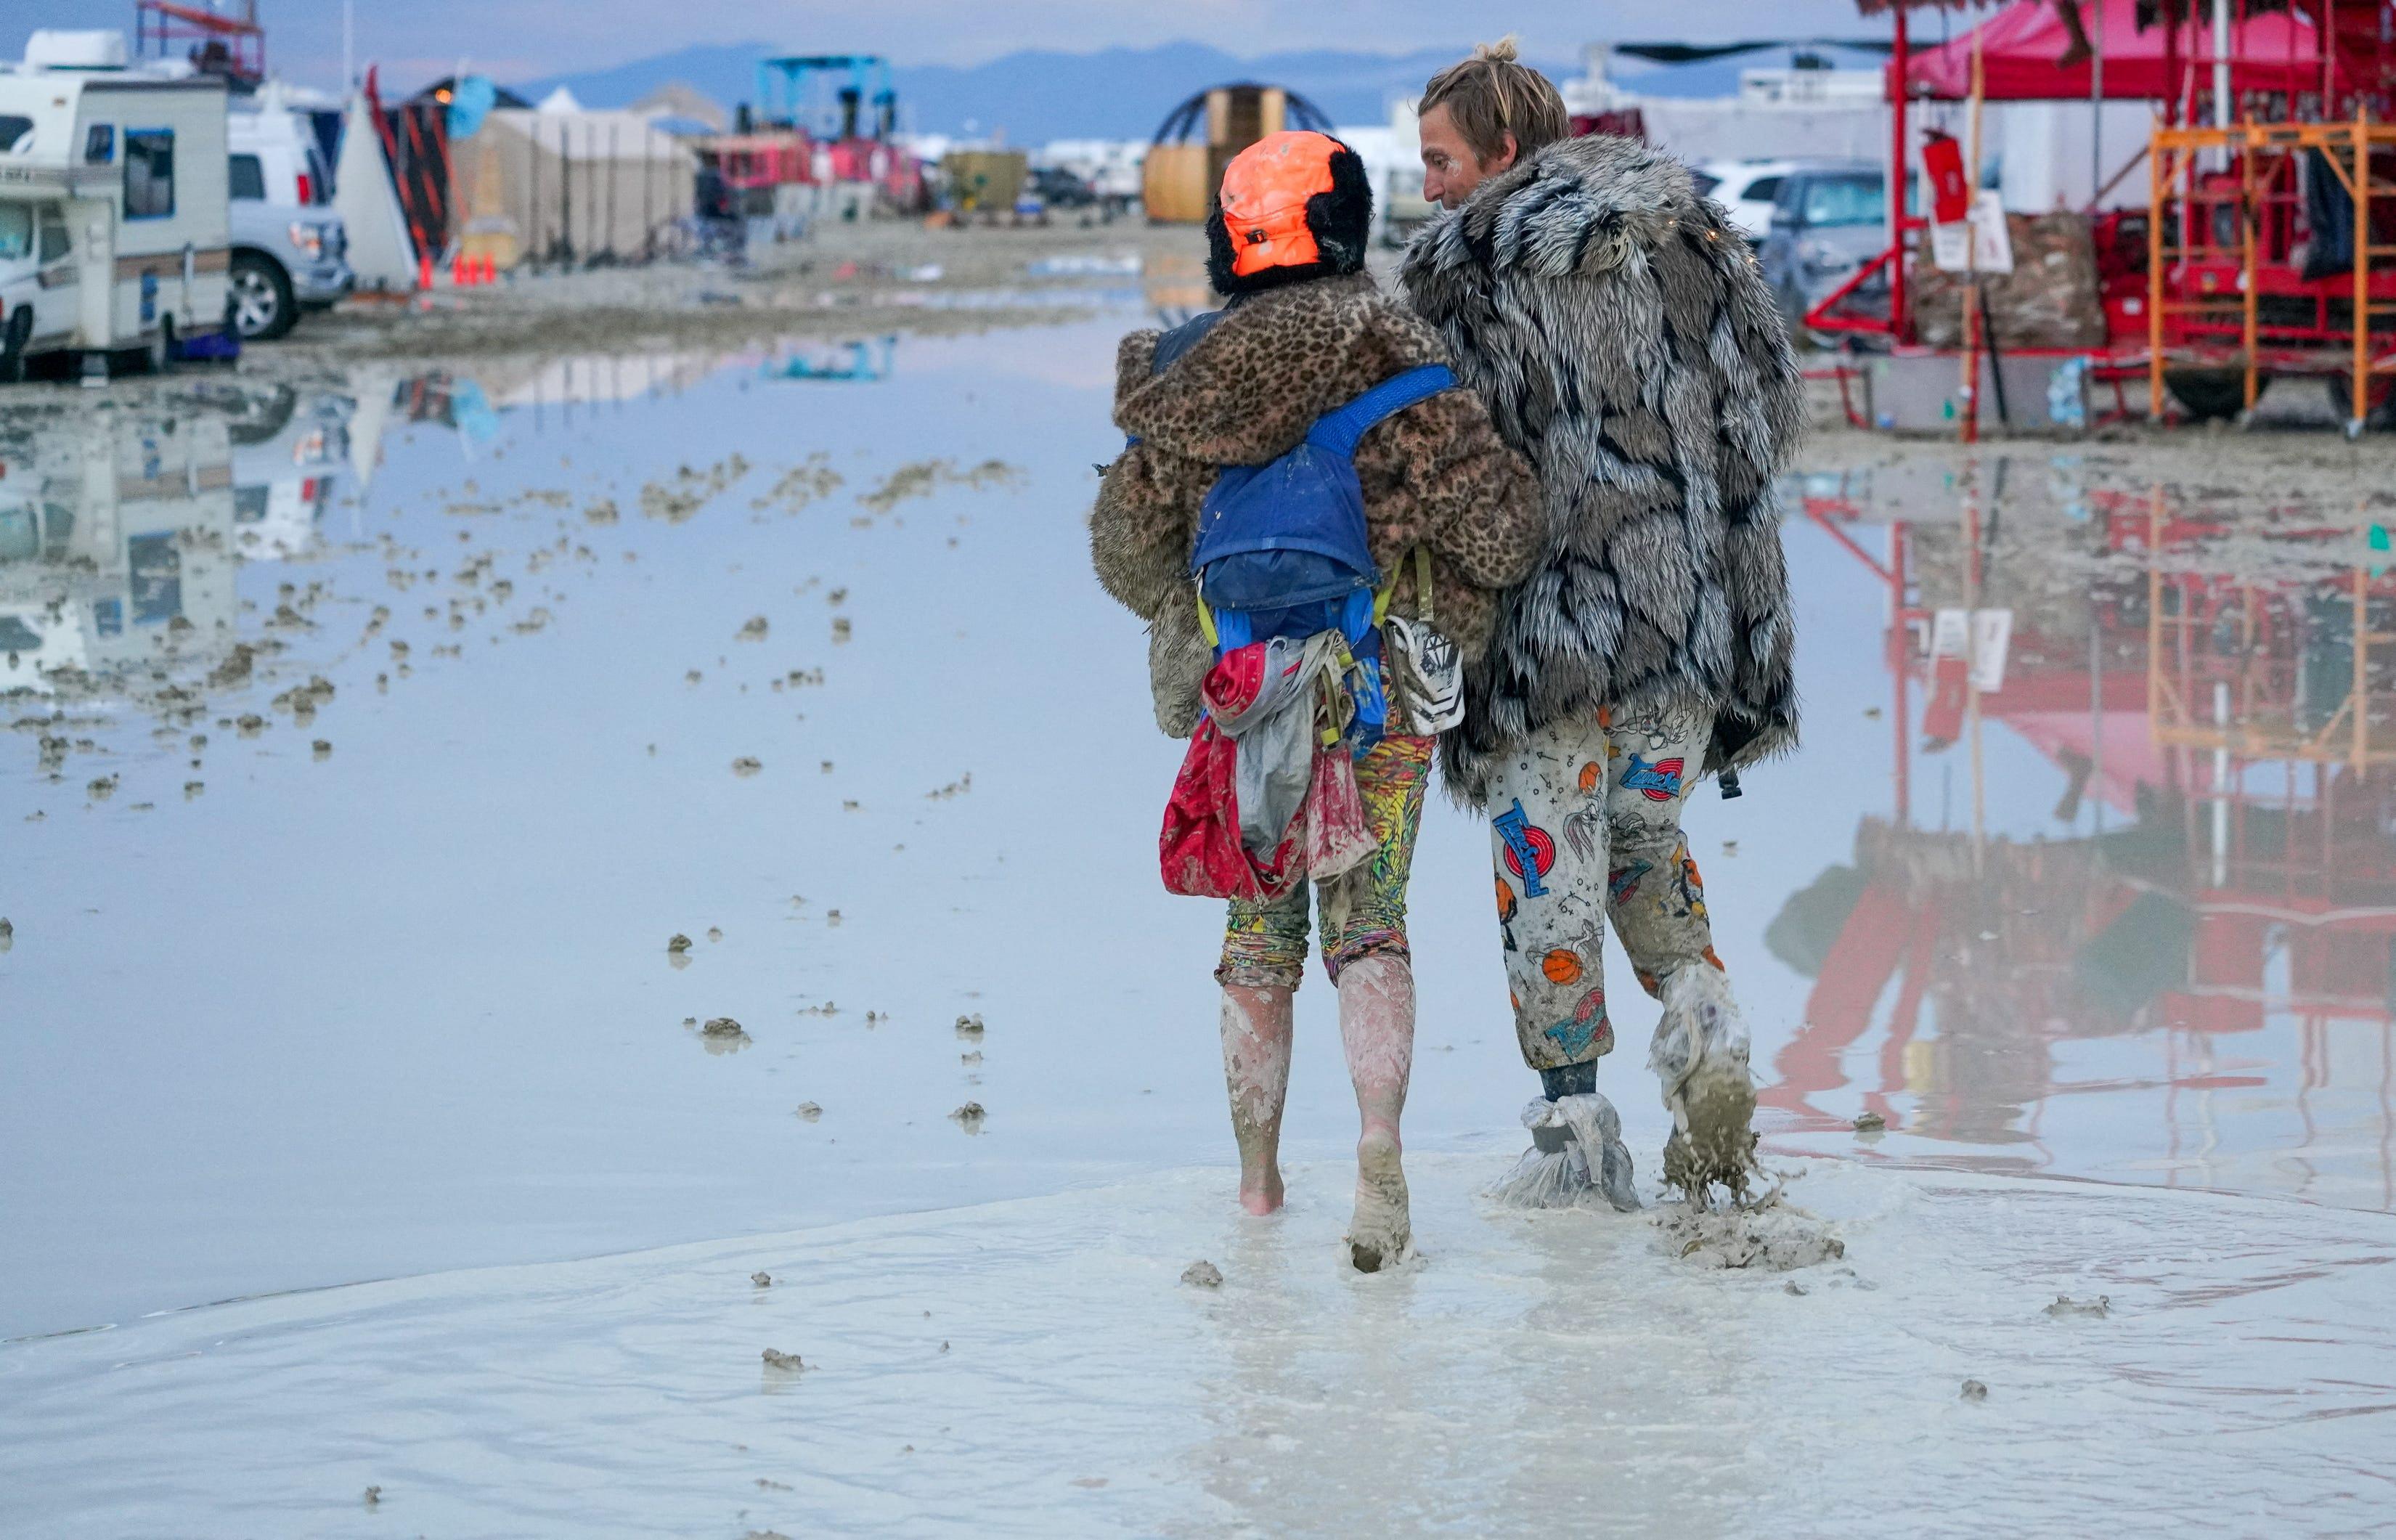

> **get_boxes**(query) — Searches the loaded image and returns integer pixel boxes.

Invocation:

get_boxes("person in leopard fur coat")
[1090,130,1541,1270]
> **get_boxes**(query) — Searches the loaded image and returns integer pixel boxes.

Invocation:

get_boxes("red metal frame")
[134,1,263,83]
[1827,0,2396,405]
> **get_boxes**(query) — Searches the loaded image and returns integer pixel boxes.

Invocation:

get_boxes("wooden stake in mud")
[1960,23,1987,444]
[2149,133,2169,423]
[2355,107,2372,433]
[2241,124,2259,414]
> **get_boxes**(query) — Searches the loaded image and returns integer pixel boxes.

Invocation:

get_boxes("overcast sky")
[9,0,1884,94]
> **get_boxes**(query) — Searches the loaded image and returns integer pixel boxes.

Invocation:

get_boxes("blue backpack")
[1186,360,1455,649]
[1131,309,1454,747]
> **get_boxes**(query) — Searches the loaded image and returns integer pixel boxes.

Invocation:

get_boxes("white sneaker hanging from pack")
[1380,546,1464,737]
[1385,615,1463,735]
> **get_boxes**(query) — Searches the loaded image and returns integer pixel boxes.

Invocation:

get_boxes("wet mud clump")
[731,757,763,777]
[855,457,1024,515]
[1653,1189,1845,1271]
[1181,1260,1223,1288]
[954,1014,985,1040]
[752,455,844,515]
[760,1348,805,1372]
[950,1101,987,1133]
[2046,1294,2111,1319]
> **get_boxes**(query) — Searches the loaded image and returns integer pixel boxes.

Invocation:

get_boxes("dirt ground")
[261,218,1213,378]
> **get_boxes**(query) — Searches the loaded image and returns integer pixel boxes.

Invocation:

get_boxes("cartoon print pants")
[1487,704,1725,1072]
[1218,734,1435,990]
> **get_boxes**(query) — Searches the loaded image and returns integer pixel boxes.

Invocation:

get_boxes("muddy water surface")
[5,320,2393,1343]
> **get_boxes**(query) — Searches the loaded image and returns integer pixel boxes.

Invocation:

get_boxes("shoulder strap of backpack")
[1151,309,1226,375]
[1304,364,1457,459]
[1372,545,1434,627]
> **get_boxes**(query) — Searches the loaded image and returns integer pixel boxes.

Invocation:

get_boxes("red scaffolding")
[1826,1,2396,428]
[134,0,264,84]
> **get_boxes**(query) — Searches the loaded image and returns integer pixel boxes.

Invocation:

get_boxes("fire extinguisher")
[1922,130,1970,224]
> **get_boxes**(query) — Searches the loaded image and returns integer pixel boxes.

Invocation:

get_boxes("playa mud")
[5,214,2396,1531]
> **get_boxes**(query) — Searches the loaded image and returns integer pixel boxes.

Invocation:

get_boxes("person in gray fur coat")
[1399,42,1806,1202]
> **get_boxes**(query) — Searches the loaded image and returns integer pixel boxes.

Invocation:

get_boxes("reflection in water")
[230,388,352,558]
[1,412,237,689]
[0,390,369,724]
[392,343,881,449]
[760,336,895,383]
[1775,456,2396,1209]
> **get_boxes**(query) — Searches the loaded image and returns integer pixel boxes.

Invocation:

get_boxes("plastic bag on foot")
[1488,1093,1640,1212]
[1647,965,1752,1111]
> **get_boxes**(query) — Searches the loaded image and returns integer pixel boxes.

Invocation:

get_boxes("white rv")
[0,30,232,381]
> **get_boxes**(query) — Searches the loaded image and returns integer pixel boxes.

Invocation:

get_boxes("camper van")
[0,30,232,381]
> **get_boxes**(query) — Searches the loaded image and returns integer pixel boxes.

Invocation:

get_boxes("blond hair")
[1419,37,1570,166]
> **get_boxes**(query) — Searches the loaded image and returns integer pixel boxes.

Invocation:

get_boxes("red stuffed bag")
[1159,717,1255,899]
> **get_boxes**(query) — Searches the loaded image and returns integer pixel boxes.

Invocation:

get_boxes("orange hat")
[1218,131,1342,279]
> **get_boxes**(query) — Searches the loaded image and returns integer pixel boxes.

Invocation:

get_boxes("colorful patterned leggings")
[1487,705,1726,1072]
[1217,734,1435,990]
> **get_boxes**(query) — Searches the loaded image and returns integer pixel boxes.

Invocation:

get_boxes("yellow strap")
[1193,581,1218,648]
[1374,545,1433,627]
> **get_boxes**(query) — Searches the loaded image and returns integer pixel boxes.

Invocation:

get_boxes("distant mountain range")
[511,41,1581,144]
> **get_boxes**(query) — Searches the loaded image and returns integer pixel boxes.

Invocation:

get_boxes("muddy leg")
[1218,984,1292,1215]
[1337,953,1414,1271]
[1600,705,1757,1202]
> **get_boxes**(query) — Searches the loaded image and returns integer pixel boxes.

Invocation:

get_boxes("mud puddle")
[6,305,2396,1349]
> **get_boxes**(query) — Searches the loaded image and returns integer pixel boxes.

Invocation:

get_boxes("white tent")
[333,94,420,292]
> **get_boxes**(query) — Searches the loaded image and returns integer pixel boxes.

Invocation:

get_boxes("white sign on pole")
[1969,608,2013,692]
[1931,192,2014,274]
[1929,606,2013,691]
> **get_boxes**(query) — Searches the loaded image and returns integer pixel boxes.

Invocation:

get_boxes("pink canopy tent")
[1897,0,2339,101]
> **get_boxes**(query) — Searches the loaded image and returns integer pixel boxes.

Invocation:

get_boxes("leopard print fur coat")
[1091,270,1543,739]
[1401,134,1805,804]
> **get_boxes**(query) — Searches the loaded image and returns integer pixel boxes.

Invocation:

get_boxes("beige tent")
[452,104,695,268]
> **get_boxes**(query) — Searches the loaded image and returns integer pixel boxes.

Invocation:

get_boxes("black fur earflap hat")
[1205,130,1373,296]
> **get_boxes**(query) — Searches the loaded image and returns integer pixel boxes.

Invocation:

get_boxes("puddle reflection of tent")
[1780,457,2396,1201]
[392,373,500,444]
[762,336,894,383]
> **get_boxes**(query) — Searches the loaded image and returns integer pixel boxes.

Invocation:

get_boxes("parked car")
[1689,158,1804,245]
[1756,162,1891,334]
[226,101,351,341]
[1027,165,1096,208]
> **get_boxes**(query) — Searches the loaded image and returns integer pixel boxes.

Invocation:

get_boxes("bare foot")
[1346,1127,1410,1272]
[1238,1165,1285,1215]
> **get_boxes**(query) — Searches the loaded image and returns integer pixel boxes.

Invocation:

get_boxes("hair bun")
[1476,35,1521,65]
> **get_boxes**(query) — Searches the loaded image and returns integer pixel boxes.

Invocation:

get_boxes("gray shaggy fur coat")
[1399,134,1805,804]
